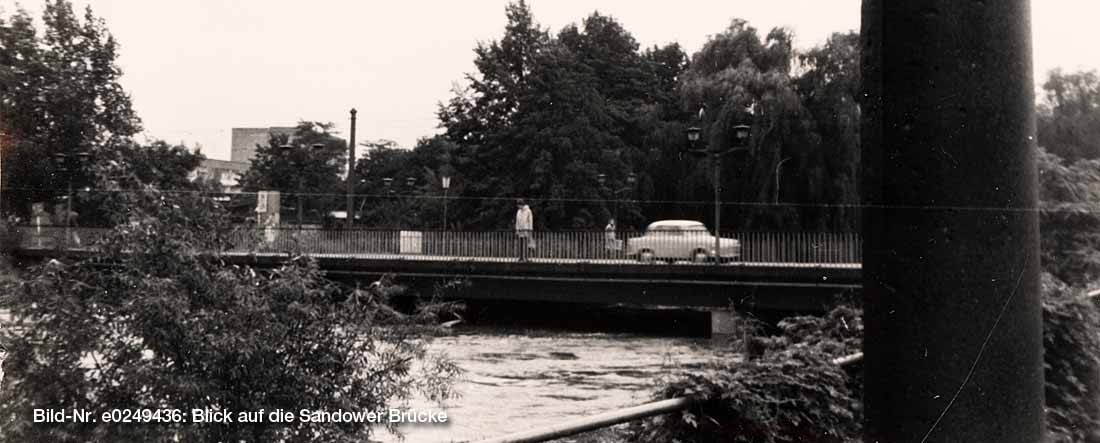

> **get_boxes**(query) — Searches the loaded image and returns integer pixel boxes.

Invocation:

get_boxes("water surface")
[381,328,734,442]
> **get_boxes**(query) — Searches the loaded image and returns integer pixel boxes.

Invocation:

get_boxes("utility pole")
[861,1,1044,441]
[347,108,357,229]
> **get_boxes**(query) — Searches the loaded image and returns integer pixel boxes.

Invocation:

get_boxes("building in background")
[231,127,295,163]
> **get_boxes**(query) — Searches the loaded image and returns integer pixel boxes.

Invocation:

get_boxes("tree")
[0,1,141,217]
[796,32,861,230]
[1038,69,1100,162]
[1037,147,1100,286]
[679,20,820,231]
[0,154,459,443]
[239,121,347,224]
[438,0,551,228]
[440,5,670,229]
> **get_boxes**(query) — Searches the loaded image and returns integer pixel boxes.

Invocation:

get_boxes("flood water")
[379,327,736,443]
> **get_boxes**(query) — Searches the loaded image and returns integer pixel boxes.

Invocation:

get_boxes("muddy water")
[379,328,736,443]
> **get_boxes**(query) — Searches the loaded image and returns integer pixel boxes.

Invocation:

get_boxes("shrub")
[1042,273,1100,442]
[630,300,862,443]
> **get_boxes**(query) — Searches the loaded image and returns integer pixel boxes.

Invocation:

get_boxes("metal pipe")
[473,397,694,443]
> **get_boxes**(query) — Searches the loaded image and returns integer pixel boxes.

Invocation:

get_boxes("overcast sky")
[4,0,1098,161]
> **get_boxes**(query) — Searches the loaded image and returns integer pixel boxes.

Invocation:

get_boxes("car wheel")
[638,249,655,263]
[692,249,709,264]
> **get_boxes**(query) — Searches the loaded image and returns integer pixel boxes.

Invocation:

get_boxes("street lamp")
[280,143,325,227]
[685,113,752,265]
[596,173,608,221]
[686,126,702,145]
[620,172,637,225]
[441,175,451,230]
[53,150,91,247]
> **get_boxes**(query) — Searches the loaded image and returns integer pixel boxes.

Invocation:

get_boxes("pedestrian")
[605,218,621,253]
[515,199,534,262]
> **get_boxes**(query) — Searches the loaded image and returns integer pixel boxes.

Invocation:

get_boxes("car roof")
[646,220,706,230]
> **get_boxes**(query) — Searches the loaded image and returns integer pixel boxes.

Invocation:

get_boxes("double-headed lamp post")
[280,143,325,227]
[686,122,751,265]
[53,150,91,247]
[596,172,636,226]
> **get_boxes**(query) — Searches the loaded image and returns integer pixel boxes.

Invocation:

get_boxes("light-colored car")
[626,220,741,263]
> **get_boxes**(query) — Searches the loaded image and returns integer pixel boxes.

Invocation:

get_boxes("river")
[378,327,736,443]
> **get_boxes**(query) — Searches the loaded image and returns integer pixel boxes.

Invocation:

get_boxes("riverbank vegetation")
[0,148,463,443]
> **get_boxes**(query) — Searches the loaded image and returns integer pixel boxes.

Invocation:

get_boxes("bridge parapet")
[11,226,861,266]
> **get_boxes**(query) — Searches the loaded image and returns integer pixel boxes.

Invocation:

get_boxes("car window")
[649,227,682,236]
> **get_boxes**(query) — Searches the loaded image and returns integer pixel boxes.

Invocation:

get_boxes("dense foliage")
[0,157,459,442]
[1042,273,1100,442]
[1038,147,1100,286]
[1038,69,1100,162]
[427,2,864,231]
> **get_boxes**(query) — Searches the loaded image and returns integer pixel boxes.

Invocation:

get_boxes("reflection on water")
[379,328,734,443]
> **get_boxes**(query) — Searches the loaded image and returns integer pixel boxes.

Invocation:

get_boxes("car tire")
[638,249,655,263]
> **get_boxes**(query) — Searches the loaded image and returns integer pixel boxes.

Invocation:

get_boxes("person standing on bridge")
[605,218,622,254]
[515,199,534,262]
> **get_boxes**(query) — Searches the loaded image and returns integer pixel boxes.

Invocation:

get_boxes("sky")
[3,0,1098,161]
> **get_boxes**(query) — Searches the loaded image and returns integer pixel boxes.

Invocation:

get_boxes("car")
[625,220,740,263]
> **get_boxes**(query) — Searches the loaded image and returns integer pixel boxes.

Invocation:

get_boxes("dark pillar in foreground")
[861,1,1044,441]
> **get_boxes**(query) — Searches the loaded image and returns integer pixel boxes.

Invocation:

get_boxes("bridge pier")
[708,310,740,337]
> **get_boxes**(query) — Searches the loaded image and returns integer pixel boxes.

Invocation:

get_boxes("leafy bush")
[1042,273,1100,442]
[1038,148,1100,286]
[0,170,460,442]
[631,347,858,443]
[630,301,862,443]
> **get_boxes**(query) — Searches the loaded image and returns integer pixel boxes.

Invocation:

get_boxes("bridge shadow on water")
[328,273,831,338]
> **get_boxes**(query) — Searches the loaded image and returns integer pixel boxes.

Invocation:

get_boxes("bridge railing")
[11,226,861,265]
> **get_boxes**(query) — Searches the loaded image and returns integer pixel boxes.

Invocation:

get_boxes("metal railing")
[12,226,862,265]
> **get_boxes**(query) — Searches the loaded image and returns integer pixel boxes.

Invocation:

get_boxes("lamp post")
[441,175,451,231]
[53,150,91,247]
[281,143,325,227]
[618,172,636,227]
[404,176,418,227]
[686,119,752,266]
[382,177,395,228]
[596,173,608,220]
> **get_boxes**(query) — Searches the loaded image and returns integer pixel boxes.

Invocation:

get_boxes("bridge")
[11,226,861,313]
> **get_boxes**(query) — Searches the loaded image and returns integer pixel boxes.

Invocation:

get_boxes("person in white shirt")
[514,199,534,261]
